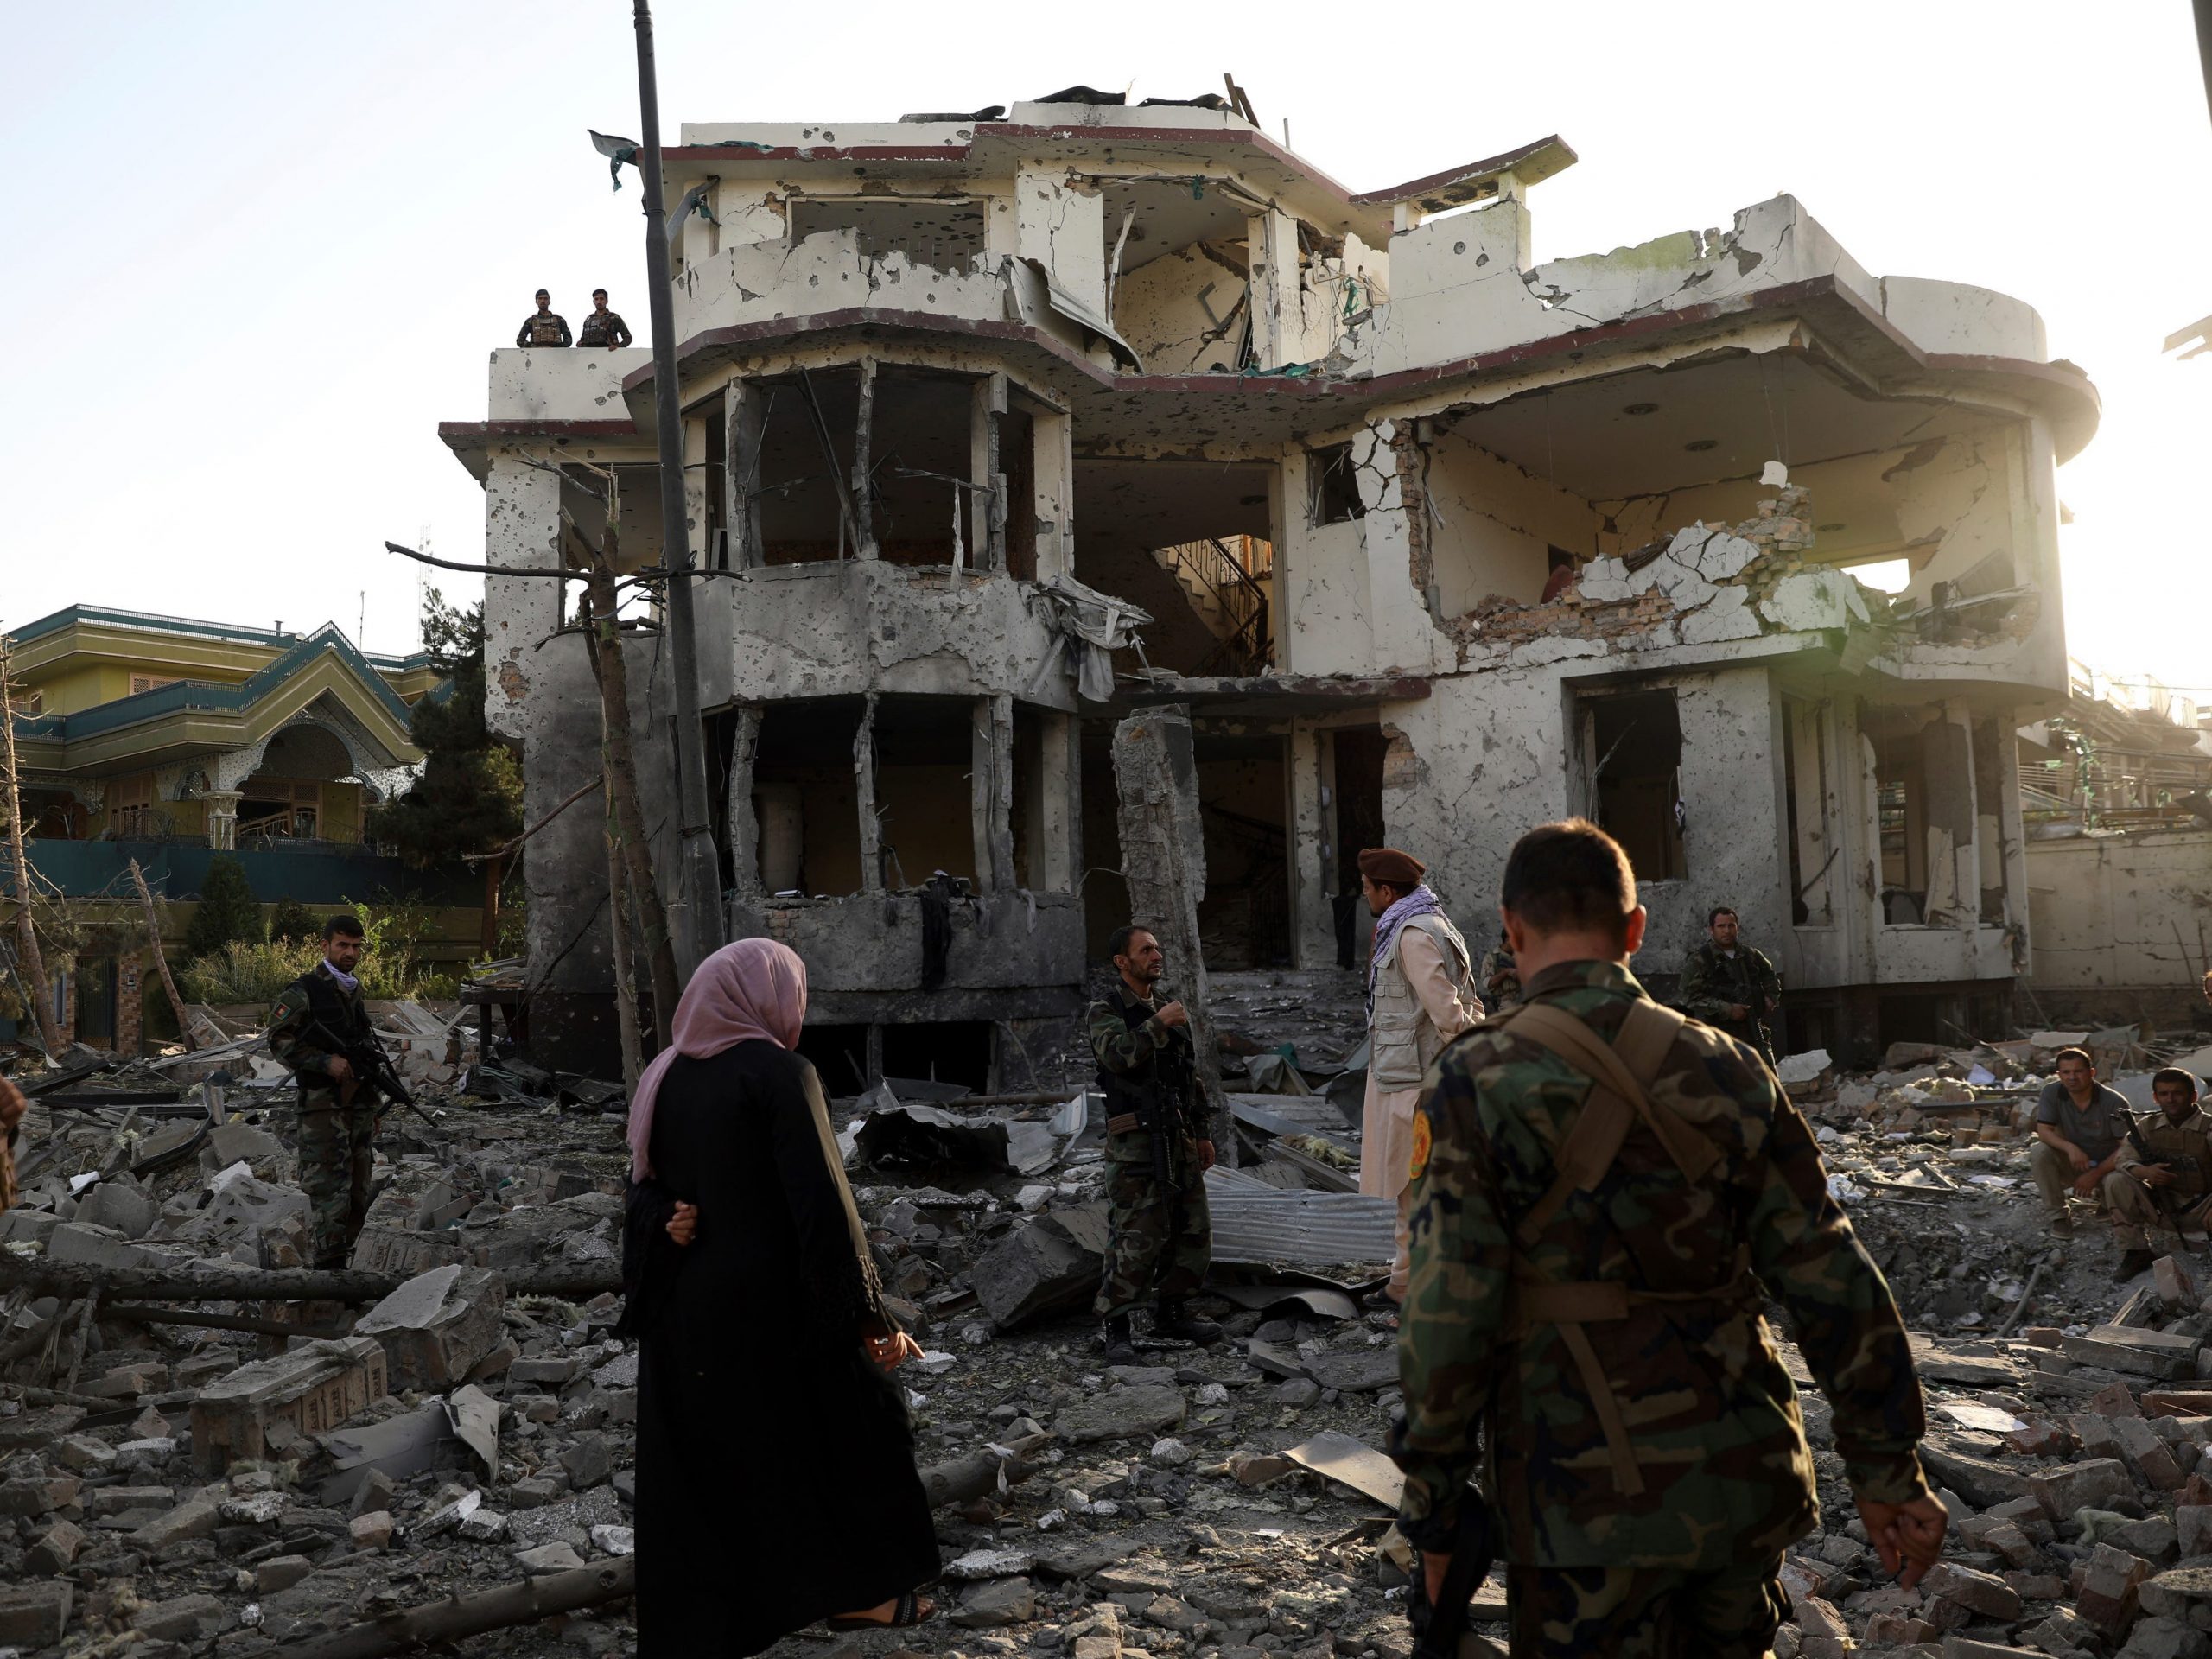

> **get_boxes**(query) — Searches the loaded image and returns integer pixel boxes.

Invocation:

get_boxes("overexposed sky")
[4,3,2208,688]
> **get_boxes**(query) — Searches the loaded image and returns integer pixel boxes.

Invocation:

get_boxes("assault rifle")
[288,1015,443,1132]
[1408,1487,1499,1659]
[2125,1116,2208,1254]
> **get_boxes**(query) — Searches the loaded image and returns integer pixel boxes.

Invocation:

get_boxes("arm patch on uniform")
[1408,1108,1433,1184]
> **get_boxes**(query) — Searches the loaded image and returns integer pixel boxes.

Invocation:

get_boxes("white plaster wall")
[1111,243,1249,375]
[1880,277,2047,361]
[2027,831,2212,991]
[482,454,563,746]
[1345,195,1878,381]
[717,563,1072,707]
[488,348,649,422]
[1015,174,1106,316]
[1276,451,1376,677]
[1424,432,1602,614]
[1375,659,1787,986]
[673,229,1007,341]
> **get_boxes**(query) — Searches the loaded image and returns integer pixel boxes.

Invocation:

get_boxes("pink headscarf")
[626,937,808,1179]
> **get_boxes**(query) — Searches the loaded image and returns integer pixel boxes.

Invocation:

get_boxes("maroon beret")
[1357,847,1426,888]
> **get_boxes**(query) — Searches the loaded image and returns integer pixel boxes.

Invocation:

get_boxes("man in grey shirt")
[2030,1046,2133,1242]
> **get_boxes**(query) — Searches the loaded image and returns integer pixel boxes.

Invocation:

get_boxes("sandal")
[828,1590,932,1630]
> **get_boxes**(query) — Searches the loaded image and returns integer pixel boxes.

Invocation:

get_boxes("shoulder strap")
[1505,1000,1720,1247]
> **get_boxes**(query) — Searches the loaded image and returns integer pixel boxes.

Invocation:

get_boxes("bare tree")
[0,639,63,1055]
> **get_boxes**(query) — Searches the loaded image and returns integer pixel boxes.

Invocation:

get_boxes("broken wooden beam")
[278,1556,634,1658]
[0,1258,620,1305]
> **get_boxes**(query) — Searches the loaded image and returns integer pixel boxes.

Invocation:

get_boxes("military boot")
[1101,1314,1140,1367]
[1153,1298,1224,1346]
[2116,1248,2157,1283]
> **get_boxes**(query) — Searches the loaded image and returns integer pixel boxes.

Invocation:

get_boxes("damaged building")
[439,88,2098,1073]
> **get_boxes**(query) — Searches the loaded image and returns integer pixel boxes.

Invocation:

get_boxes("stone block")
[506,1355,577,1387]
[348,1510,393,1551]
[44,1220,158,1270]
[133,1593,225,1643]
[1942,1642,2043,1659]
[74,1180,159,1239]
[131,1495,219,1551]
[352,1264,506,1392]
[2073,1414,2126,1460]
[2158,1256,2200,1313]
[2179,1506,2212,1557]
[24,1518,86,1575]
[970,1206,1110,1331]
[953,1576,1037,1629]
[0,1208,60,1244]
[347,1224,464,1277]
[2023,1607,2103,1656]
[188,1337,387,1475]
[1057,1384,1186,1445]
[1925,1561,2023,1622]
[256,1554,315,1594]
[2116,1414,2190,1491]
[2118,1616,2212,1659]
[2031,1456,2133,1518]
[2079,1542,2152,1637]
[1863,1613,1935,1643]
[0,1472,79,1516]
[200,1122,283,1171]
[0,1581,73,1648]
[2068,1326,2201,1381]
[2089,1380,2145,1417]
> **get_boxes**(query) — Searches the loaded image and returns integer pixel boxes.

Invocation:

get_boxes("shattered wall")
[2026,830,2212,1016]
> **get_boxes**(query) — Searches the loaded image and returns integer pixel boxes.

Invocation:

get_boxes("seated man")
[2028,1046,2134,1245]
[2109,1068,2212,1279]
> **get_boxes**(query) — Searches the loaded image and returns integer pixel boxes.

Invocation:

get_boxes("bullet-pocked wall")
[1375,661,1786,992]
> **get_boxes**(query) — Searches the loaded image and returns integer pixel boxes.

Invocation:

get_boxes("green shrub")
[267,898,320,944]
[179,936,439,1007]
[184,857,264,959]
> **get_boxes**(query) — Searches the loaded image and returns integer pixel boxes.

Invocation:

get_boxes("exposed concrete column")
[1287,721,1334,969]
[482,451,564,745]
[1923,705,1978,927]
[726,380,765,569]
[971,372,1007,573]
[851,359,880,561]
[855,693,882,893]
[726,704,765,918]
[682,412,709,576]
[1034,710,1077,893]
[1032,409,1073,581]
[972,694,1016,895]
[1245,207,1301,370]
[1111,706,1232,1162]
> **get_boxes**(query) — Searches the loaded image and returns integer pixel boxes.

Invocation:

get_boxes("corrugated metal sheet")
[1203,1168,1395,1268]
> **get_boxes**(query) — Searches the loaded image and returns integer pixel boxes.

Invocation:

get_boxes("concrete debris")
[10,975,2212,1656]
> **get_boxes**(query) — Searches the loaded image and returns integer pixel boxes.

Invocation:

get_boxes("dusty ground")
[4,969,2212,1658]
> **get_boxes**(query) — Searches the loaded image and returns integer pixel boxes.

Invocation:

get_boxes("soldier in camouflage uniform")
[1393,821,1946,1655]
[514,289,572,348]
[2108,1068,2212,1278]
[1676,905,1782,1064]
[576,289,633,349]
[1090,925,1222,1367]
[1478,928,1522,1011]
[267,915,383,1270]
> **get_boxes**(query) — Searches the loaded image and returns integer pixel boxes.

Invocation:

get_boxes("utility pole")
[632,0,726,974]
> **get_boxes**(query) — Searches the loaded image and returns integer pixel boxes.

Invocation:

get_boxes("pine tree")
[185,856,265,959]
[368,590,524,954]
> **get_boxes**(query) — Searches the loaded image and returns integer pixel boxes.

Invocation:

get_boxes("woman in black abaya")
[620,938,938,1652]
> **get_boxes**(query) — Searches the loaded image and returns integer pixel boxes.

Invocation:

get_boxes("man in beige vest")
[1357,847,1483,1301]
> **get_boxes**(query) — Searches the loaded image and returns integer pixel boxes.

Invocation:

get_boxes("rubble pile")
[6,977,2212,1656]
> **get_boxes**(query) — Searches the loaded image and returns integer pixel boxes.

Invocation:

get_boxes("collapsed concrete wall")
[2026,830,2212,1023]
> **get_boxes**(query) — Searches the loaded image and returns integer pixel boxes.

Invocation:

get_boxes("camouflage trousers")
[1506,1554,1787,1658]
[1094,1139,1211,1319]
[297,1095,377,1270]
